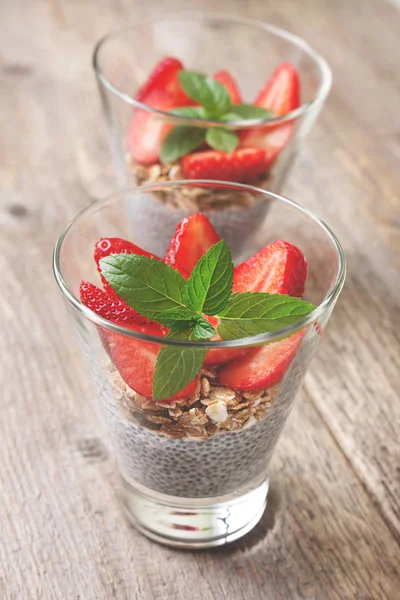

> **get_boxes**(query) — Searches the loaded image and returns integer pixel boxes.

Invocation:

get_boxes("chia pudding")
[98,343,308,499]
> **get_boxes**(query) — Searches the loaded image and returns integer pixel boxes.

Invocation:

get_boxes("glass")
[53,181,345,548]
[93,14,331,249]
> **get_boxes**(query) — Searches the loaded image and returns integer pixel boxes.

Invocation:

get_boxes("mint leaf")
[156,307,198,329]
[100,254,186,320]
[183,240,233,316]
[160,126,206,163]
[170,106,207,119]
[178,71,231,116]
[206,127,239,153]
[218,292,315,340]
[192,316,216,340]
[153,346,206,400]
[223,104,274,120]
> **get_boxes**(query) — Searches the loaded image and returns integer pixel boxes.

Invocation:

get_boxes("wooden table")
[1,0,399,598]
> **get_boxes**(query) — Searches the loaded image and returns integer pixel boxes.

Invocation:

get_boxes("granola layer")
[128,156,271,211]
[112,365,279,441]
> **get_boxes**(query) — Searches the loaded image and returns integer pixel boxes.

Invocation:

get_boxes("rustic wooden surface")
[1,0,399,598]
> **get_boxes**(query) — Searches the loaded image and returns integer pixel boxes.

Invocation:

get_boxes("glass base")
[120,475,269,548]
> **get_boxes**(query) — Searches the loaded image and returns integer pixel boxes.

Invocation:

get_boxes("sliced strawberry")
[108,325,199,402]
[94,236,161,296]
[127,89,176,165]
[240,63,300,168]
[213,70,242,104]
[80,280,165,335]
[80,280,144,327]
[204,346,249,366]
[136,57,196,106]
[233,241,307,298]
[218,330,304,391]
[165,213,220,277]
[95,237,159,269]
[254,62,300,115]
[181,148,267,183]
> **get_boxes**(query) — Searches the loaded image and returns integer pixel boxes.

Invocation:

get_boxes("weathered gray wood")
[0,0,399,599]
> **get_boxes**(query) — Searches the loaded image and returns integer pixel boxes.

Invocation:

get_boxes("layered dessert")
[80,213,315,498]
[126,58,300,210]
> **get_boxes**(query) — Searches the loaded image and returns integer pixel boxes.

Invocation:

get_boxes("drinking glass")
[53,181,345,548]
[93,14,331,249]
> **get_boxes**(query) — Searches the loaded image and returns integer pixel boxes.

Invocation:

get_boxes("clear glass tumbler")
[53,181,345,548]
[93,14,331,250]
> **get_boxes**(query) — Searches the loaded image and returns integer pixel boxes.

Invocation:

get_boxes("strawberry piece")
[253,62,300,115]
[129,57,197,164]
[95,237,158,270]
[95,237,159,269]
[165,213,220,277]
[218,330,304,391]
[233,240,307,298]
[127,89,176,165]
[181,148,267,183]
[80,280,144,327]
[240,63,300,168]
[204,346,249,366]
[81,280,196,402]
[213,70,242,104]
[95,236,161,296]
[107,325,199,402]
[136,57,195,106]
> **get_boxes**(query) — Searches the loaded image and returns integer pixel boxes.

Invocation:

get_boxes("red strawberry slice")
[254,62,300,115]
[136,57,195,106]
[80,280,165,335]
[95,237,159,269]
[165,213,220,277]
[201,316,249,366]
[127,89,176,165]
[80,281,194,401]
[95,237,161,296]
[240,63,300,168]
[80,280,144,327]
[218,330,304,391]
[233,240,307,298]
[204,346,249,366]
[108,325,199,402]
[213,70,242,104]
[181,148,267,183]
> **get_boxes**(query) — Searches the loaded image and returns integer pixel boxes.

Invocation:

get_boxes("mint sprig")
[100,242,314,400]
[160,70,274,163]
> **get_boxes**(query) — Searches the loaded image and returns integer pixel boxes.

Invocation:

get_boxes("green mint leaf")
[166,328,197,341]
[205,127,239,153]
[192,316,216,340]
[178,71,231,115]
[170,106,207,119]
[160,126,206,163]
[153,345,206,400]
[223,104,274,120]
[183,240,233,316]
[100,254,186,320]
[156,307,198,329]
[218,292,315,340]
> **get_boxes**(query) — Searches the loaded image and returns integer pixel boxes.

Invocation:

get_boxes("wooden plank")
[0,0,399,598]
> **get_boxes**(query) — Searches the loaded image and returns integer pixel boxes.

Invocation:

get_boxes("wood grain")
[0,0,399,599]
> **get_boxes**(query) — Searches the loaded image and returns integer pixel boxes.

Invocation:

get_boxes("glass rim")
[53,180,346,349]
[92,12,332,128]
